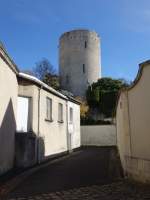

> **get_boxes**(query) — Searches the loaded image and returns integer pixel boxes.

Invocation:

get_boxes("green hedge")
[81,117,112,125]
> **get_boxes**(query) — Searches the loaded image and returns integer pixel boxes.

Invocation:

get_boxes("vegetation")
[75,97,89,118]
[23,60,130,124]
[85,77,130,120]
[33,58,59,90]
[81,117,111,125]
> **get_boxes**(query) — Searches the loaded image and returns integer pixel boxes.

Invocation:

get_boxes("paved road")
[6,147,120,199]
[7,181,150,200]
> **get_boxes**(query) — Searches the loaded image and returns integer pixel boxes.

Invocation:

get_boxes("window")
[69,107,73,123]
[85,41,87,48]
[58,103,63,123]
[46,97,52,121]
[83,64,85,73]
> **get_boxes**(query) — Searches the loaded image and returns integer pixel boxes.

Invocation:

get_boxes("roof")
[19,73,81,105]
[59,90,81,105]
[19,72,68,100]
[0,42,19,74]
[65,94,81,105]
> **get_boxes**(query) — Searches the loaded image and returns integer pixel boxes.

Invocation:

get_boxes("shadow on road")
[7,146,122,198]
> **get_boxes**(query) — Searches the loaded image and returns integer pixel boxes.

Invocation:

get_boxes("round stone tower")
[59,29,101,97]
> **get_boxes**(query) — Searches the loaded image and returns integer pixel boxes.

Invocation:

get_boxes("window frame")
[58,103,64,123]
[45,97,53,122]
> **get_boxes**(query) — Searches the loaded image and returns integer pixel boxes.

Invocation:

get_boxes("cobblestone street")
[6,181,150,200]
[3,148,150,200]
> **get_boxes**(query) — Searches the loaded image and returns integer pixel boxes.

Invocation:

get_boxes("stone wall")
[59,29,101,97]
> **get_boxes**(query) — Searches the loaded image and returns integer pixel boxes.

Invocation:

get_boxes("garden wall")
[81,125,116,146]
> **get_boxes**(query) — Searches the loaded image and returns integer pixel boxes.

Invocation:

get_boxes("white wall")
[81,125,116,146]
[39,89,68,159]
[0,55,18,174]
[116,62,150,182]
[128,65,150,159]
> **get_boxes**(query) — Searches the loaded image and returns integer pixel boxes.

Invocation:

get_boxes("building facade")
[0,44,19,175]
[0,43,81,174]
[59,29,101,97]
[16,73,81,167]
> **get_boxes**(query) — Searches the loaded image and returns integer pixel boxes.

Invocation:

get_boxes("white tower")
[59,29,101,97]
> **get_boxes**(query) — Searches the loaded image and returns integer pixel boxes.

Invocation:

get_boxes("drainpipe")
[37,86,42,164]
[66,100,69,153]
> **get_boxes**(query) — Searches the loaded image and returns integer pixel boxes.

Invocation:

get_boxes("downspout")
[66,100,69,153]
[37,86,42,164]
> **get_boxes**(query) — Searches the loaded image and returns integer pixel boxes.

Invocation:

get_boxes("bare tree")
[21,70,35,76]
[34,58,56,80]
[33,58,59,90]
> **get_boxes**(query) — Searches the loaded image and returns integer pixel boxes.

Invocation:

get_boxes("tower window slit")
[66,75,69,84]
[83,64,85,73]
[85,41,87,48]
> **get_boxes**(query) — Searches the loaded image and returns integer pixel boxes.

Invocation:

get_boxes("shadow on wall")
[0,99,16,175]
[15,133,45,168]
[0,99,49,172]
[15,132,68,169]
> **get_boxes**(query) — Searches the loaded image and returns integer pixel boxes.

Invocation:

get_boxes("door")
[68,107,74,152]
[17,96,29,132]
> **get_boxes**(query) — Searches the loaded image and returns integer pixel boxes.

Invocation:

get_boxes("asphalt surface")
[6,147,120,199]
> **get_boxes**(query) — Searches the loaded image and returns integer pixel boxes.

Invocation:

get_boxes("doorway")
[17,96,30,132]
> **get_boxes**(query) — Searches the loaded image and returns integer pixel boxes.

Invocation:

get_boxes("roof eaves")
[18,73,68,100]
[0,42,19,74]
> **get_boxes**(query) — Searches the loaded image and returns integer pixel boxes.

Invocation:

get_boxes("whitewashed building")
[0,43,81,174]
[0,43,19,175]
[16,73,81,167]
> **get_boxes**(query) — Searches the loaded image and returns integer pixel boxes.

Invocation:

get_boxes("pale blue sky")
[1,0,150,81]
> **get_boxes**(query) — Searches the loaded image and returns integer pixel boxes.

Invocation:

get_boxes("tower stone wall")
[59,29,101,97]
